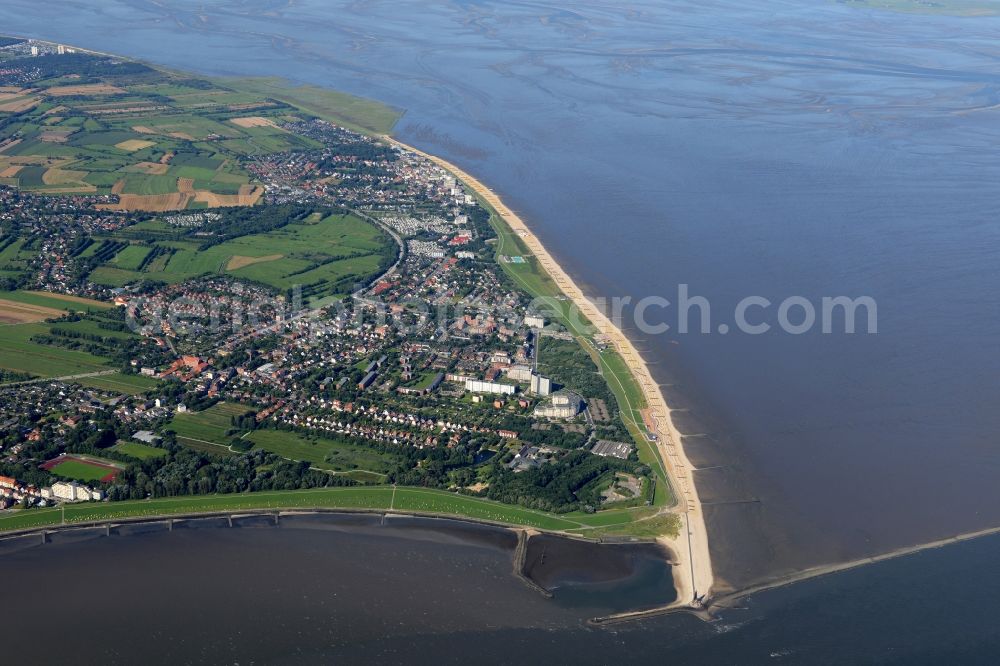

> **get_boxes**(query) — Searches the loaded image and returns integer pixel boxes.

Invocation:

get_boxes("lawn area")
[247,429,399,476]
[571,512,682,539]
[109,244,153,270]
[167,402,253,448]
[111,440,168,460]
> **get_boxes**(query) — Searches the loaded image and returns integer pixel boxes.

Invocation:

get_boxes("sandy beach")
[384,136,715,606]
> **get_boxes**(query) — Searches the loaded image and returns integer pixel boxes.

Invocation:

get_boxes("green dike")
[218,77,403,136]
[0,486,593,535]
[479,194,674,512]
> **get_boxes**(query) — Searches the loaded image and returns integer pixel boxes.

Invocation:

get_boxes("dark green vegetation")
[482,450,640,513]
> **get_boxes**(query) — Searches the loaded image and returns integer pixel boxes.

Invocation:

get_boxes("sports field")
[41,455,124,483]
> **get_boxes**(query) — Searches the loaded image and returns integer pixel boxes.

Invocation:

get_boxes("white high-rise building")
[530,373,552,396]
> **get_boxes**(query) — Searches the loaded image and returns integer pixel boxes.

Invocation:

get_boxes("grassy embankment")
[0,486,623,535]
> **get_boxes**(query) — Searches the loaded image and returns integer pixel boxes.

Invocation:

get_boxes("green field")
[0,290,110,312]
[167,402,254,449]
[247,429,398,477]
[87,266,145,287]
[111,245,152,271]
[94,213,390,295]
[111,440,168,460]
[72,372,161,395]
[0,239,37,278]
[0,322,109,378]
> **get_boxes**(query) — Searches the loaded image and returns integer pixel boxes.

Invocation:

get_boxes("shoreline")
[382,136,715,606]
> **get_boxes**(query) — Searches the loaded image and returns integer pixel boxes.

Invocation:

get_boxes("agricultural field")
[0,295,63,324]
[0,304,140,380]
[0,53,371,210]
[246,429,400,477]
[0,321,109,378]
[0,238,38,280]
[71,372,162,395]
[0,289,110,312]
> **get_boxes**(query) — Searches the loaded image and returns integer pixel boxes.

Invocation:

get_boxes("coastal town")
[0,45,663,529]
